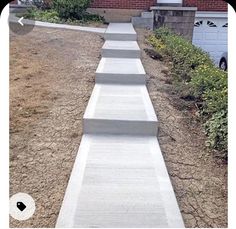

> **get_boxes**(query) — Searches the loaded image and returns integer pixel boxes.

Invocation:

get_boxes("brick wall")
[91,0,227,11]
[183,0,227,11]
[11,0,227,11]
[90,0,156,10]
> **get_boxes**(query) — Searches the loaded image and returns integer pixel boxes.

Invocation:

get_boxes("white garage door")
[192,12,228,65]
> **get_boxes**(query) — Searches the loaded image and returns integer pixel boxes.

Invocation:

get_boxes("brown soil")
[137,28,227,228]
[10,26,227,228]
[10,27,103,227]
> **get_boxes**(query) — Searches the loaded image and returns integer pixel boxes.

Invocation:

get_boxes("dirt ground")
[10,26,227,228]
[10,27,103,227]
[137,29,227,228]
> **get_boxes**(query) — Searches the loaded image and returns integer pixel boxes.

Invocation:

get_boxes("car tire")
[219,58,227,71]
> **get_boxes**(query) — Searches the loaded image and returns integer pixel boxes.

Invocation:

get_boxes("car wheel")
[219,58,227,71]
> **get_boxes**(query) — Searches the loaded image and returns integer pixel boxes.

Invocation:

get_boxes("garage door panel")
[193,33,203,40]
[205,32,219,40]
[218,33,227,40]
[193,15,228,64]
[194,40,226,46]
[200,44,227,51]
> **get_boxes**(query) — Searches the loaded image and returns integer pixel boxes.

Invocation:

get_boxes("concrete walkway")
[9,14,106,34]
[56,23,184,228]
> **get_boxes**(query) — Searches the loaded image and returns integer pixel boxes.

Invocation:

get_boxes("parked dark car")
[219,52,228,71]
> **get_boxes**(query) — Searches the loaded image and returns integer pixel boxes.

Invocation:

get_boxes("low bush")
[191,65,227,155]
[19,0,52,9]
[53,0,91,20]
[149,27,228,156]
[22,7,104,24]
[152,28,213,81]
[24,8,60,23]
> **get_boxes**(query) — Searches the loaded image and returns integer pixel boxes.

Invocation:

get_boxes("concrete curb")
[9,14,107,34]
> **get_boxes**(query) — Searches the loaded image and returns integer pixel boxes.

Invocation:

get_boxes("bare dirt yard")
[10,27,103,227]
[10,26,227,228]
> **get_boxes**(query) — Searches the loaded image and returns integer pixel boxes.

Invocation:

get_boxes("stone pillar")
[150,6,197,41]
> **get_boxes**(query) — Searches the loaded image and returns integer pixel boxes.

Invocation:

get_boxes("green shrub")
[190,65,227,115]
[191,65,227,155]
[23,8,60,23]
[81,13,103,22]
[152,27,213,82]
[53,0,91,20]
[149,27,228,156]
[205,110,227,155]
[22,6,104,24]
[19,0,52,9]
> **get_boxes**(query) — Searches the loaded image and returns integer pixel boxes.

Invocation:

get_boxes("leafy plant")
[23,8,60,23]
[19,0,52,9]
[150,27,213,82]
[205,110,227,156]
[53,0,91,20]
[22,6,104,24]
[149,27,228,157]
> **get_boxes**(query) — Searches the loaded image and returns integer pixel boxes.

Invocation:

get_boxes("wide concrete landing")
[56,134,184,228]
[105,23,137,41]
[84,84,158,135]
[102,40,141,58]
[96,58,146,84]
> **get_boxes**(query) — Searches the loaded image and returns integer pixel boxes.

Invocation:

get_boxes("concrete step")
[104,23,137,41]
[56,134,185,228]
[96,58,146,84]
[141,11,154,18]
[83,84,158,136]
[102,40,141,58]
[132,11,153,30]
[132,16,154,30]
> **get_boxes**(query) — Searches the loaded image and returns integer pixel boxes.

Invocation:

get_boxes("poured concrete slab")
[102,40,141,58]
[56,22,184,228]
[56,134,185,228]
[96,58,146,84]
[105,23,137,41]
[83,84,158,135]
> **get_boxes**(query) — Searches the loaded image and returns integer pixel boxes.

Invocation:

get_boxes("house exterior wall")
[91,0,227,11]
[183,0,227,11]
[90,0,156,10]
[11,0,228,12]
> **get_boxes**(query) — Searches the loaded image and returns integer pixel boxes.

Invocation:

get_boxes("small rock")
[161,67,169,75]
[144,48,163,61]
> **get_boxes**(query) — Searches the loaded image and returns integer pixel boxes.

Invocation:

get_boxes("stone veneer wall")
[152,7,197,40]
